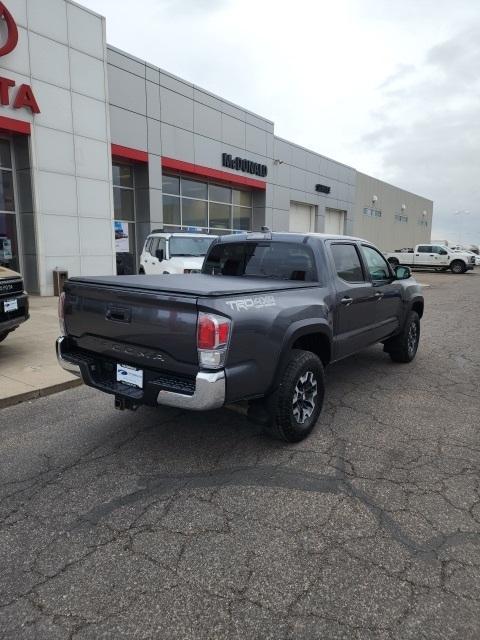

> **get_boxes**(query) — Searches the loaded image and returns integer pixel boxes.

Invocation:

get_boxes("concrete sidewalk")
[0,297,81,408]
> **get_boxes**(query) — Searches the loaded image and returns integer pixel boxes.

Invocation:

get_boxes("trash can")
[53,269,68,297]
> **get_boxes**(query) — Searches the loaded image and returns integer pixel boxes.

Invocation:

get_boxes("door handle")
[341,296,353,306]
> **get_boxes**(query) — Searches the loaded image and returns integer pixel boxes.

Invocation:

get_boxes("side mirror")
[439,249,448,255]
[394,265,411,280]
[155,249,164,262]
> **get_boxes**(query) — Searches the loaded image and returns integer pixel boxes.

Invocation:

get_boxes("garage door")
[289,202,315,232]
[325,208,346,235]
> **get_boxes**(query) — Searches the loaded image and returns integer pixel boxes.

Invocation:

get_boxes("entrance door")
[325,208,346,235]
[289,202,315,233]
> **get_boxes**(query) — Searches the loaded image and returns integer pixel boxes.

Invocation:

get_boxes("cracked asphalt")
[1,271,479,639]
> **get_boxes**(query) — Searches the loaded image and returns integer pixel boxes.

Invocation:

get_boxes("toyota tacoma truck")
[57,232,424,442]
[0,266,29,343]
[385,243,475,273]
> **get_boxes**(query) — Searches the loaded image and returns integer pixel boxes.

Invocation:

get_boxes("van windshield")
[202,241,317,281]
[169,236,216,257]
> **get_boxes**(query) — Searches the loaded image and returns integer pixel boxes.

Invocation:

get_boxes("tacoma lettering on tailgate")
[226,295,276,312]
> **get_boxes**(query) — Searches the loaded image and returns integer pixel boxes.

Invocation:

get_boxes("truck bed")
[67,274,318,297]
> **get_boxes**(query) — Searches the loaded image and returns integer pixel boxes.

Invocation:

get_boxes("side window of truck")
[330,243,365,283]
[361,245,391,282]
[417,246,432,253]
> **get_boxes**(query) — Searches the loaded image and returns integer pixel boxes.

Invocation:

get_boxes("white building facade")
[0,0,433,295]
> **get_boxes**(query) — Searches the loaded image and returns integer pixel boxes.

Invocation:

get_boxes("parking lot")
[0,270,479,639]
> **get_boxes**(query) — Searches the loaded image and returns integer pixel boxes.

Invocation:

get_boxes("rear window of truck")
[202,241,317,281]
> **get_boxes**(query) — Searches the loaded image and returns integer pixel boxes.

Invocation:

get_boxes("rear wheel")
[264,350,325,443]
[385,311,420,363]
[450,260,466,274]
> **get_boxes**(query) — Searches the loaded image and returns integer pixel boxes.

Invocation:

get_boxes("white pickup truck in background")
[139,231,217,275]
[385,244,476,274]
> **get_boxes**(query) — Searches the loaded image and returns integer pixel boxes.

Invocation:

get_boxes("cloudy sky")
[82,0,479,245]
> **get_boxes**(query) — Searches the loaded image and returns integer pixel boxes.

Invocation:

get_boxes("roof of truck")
[215,231,366,244]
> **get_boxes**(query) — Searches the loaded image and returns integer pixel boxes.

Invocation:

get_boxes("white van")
[139,231,217,275]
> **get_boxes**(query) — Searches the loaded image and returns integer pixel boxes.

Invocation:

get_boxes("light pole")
[453,210,470,247]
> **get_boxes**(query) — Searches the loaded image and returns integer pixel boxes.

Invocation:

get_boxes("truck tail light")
[197,312,231,369]
[58,292,66,336]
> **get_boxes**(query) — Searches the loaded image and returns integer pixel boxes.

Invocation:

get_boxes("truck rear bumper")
[157,371,225,410]
[56,336,225,411]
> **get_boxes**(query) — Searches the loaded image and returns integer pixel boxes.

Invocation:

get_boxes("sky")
[81,0,480,245]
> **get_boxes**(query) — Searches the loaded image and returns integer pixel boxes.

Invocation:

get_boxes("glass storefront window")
[0,213,19,271]
[0,171,14,212]
[0,140,12,169]
[112,163,133,188]
[182,198,208,228]
[233,206,252,231]
[0,140,18,271]
[163,175,180,195]
[112,162,136,274]
[233,189,252,207]
[113,188,134,221]
[162,174,253,235]
[210,202,231,229]
[181,178,208,200]
[163,195,181,226]
[210,184,231,204]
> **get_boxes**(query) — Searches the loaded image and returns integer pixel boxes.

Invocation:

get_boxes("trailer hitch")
[114,396,139,412]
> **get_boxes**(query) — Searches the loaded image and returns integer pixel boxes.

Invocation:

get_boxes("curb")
[0,378,83,410]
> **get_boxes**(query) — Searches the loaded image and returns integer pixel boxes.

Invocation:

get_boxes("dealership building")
[0,0,433,295]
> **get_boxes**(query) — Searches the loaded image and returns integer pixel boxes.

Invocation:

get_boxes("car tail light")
[58,292,66,336]
[197,312,231,369]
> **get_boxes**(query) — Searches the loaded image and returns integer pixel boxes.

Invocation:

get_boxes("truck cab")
[139,231,217,275]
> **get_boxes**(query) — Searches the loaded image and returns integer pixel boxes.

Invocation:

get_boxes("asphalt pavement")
[0,271,479,639]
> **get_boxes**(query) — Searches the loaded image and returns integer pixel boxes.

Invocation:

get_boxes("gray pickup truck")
[57,232,424,442]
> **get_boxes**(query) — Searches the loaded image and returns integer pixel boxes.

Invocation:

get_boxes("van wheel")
[264,350,325,443]
[450,260,466,274]
[385,311,420,363]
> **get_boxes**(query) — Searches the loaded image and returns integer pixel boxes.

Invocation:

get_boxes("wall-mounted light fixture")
[401,204,406,211]
[372,195,378,203]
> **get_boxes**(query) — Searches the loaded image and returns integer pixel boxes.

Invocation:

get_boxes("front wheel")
[450,260,466,274]
[384,311,420,363]
[264,350,325,443]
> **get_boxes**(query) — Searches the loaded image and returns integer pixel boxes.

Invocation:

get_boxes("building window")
[162,174,253,234]
[0,139,19,272]
[112,162,136,275]
[363,207,382,218]
[394,214,408,223]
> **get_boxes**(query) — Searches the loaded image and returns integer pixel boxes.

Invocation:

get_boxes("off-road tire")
[450,260,466,274]
[385,311,420,363]
[264,350,325,443]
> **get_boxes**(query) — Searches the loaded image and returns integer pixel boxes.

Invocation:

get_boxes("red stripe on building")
[162,157,266,190]
[111,144,148,163]
[0,115,30,135]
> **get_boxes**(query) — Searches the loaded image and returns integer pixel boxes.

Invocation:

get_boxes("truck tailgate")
[64,280,199,377]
